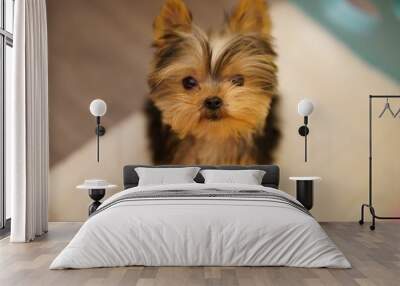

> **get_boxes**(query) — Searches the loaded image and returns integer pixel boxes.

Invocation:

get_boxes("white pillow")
[135,167,200,186]
[200,169,266,185]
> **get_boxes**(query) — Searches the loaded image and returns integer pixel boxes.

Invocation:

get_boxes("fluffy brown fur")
[146,0,281,165]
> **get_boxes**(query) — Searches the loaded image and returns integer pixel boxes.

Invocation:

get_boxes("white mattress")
[50,183,350,269]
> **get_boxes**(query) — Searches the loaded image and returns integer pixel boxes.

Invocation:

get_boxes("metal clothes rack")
[359,95,400,230]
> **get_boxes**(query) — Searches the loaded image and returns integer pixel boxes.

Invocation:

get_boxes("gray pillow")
[135,167,201,186]
[200,169,266,185]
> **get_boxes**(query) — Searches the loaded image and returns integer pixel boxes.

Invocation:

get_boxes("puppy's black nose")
[204,96,223,110]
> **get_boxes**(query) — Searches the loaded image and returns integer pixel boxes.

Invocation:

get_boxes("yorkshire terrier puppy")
[146,0,280,165]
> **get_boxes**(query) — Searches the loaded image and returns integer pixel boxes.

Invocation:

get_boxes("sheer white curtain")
[8,0,49,242]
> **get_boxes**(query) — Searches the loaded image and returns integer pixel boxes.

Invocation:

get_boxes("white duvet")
[50,183,350,269]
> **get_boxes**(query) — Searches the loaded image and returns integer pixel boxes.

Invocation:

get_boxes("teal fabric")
[290,0,400,82]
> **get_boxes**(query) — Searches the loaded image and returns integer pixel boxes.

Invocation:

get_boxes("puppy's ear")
[227,0,271,35]
[153,0,192,44]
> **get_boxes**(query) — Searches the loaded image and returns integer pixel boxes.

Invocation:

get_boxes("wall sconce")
[297,99,314,162]
[89,99,107,162]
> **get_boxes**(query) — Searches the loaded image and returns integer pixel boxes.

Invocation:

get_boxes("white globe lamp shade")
[298,99,314,116]
[90,99,107,117]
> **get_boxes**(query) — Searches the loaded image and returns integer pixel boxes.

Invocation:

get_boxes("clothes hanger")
[378,98,395,118]
[394,106,400,118]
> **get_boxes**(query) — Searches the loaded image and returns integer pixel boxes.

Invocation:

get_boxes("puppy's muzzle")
[204,96,223,110]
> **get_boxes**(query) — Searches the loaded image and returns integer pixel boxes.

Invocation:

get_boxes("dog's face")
[148,0,277,142]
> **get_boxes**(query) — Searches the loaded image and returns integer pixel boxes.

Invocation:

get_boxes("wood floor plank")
[0,222,399,286]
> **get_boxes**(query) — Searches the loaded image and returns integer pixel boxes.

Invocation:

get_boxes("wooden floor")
[0,222,399,286]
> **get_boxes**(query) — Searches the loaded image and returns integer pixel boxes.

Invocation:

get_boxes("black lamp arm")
[298,117,309,137]
[94,116,106,162]
[298,116,309,162]
[95,116,106,136]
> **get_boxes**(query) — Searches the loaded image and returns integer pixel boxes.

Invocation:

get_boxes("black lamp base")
[95,125,106,136]
[298,126,309,136]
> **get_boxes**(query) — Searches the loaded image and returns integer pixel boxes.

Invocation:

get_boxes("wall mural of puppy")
[146,0,281,165]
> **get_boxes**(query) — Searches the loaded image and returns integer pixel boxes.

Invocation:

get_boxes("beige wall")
[49,1,400,221]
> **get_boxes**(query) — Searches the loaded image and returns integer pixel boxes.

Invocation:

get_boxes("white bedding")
[50,183,350,269]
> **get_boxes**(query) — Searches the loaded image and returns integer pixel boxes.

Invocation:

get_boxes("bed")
[50,165,350,269]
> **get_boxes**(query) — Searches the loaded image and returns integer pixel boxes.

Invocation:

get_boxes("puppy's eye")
[231,75,244,86]
[182,76,198,90]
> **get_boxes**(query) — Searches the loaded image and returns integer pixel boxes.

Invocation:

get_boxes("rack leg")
[369,206,376,231]
[359,203,400,230]
[359,204,367,225]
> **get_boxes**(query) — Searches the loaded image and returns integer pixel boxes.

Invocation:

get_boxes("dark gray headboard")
[123,165,280,189]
